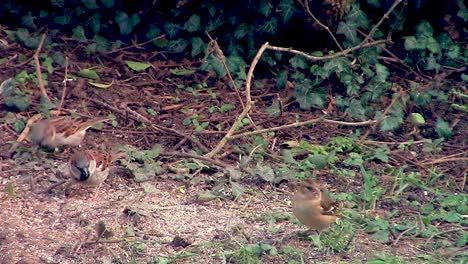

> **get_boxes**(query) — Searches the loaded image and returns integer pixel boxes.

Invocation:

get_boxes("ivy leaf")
[115,12,140,35]
[259,17,278,34]
[81,0,99,10]
[337,21,358,44]
[416,20,434,37]
[231,181,245,201]
[146,25,161,39]
[78,68,100,80]
[346,4,370,29]
[184,14,201,33]
[87,13,101,35]
[259,1,273,17]
[380,115,403,132]
[435,118,452,138]
[54,15,71,25]
[164,22,179,38]
[404,36,425,50]
[101,0,115,8]
[345,99,366,120]
[289,55,308,69]
[72,26,87,40]
[426,37,440,54]
[256,164,275,182]
[125,61,151,71]
[371,230,390,243]
[167,39,188,53]
[375,63,389,82]
[279,0,295,23]
[234,23,249,39]
[190,36,206,57]
[201,54,226,77]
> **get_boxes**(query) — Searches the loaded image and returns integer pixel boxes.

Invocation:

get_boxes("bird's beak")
[79,167,90,181]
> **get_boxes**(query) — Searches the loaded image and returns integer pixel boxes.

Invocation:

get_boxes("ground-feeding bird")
[291,180,339,232]
[30,116,109,149]
[65,149,123,199]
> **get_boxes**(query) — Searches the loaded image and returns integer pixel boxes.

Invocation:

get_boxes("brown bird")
[291,180,339,232]
[65,149,123,199]
[30,116,109,149]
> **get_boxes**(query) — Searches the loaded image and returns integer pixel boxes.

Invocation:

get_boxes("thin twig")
[58,56,69,113]
[34,33,51,102]
[393,222,419,246]
[106,34,166,54]
[205,32,258,130]
[360,0,403,45]
[299,0,343,51]
[205,42,269,158]
[266,39,390,62]
[230,117,375,140]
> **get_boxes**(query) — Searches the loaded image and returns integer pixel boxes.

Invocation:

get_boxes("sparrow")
[291,180,339,232]
[30,116,109,149]
[65,149,123,199]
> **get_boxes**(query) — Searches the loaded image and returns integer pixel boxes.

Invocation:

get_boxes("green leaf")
[346,3,369,29]
[380,115,403,132]
[234,23,249,39]
[170,69,195,76]
[447,45,461,59]
[190,36,206,57]
[443,211,460,223]
[259,17,278,34]
[78,68,100,80]
[87,13,101,35]
[426,37,440,54]
[289,55,308,69]
[375,63,389,82]
[6,182,15,198]
[435,118,452,138]
[371,230,390,243]
[259,1,273,17]
[125,61,152,72]
[89,80,113,89]
[279,0,295,23]
[72,26,87,41]
[410,113,425,125]
[231,181,244,201]
[266,101,281,117]
[218,104,234,113]
[167,39,188,53]
[370,146,389,162]
[100,0,115,8]
[201,54,226,77]
[54,15,71,25]
[184,14,201,33]
[115,12,140,35]
[81,0,98,9]
[416,20,434,37]
[337,21,358,43]
[404,36,424,50]
[307,154,328,169]
[256,164,275,182]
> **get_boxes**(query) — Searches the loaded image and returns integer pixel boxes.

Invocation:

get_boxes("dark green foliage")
[1,0,464,137]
